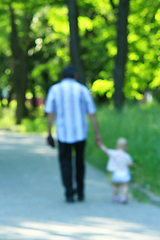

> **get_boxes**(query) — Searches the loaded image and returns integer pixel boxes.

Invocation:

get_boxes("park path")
[0,130,160,240]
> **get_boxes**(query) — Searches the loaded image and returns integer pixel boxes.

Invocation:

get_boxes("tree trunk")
[30,79,37,108]
[67,0,86,85]
[113,0,130,110]
[16,54,28,123]
[9,5,29,124]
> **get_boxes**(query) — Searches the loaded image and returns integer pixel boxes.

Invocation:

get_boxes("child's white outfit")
[106,149,133,183]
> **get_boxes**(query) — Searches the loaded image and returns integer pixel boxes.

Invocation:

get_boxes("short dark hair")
[62,66,77,79]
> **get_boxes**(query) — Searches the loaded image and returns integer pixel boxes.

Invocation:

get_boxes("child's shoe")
[112,196,119,203]
[121,196,127,204]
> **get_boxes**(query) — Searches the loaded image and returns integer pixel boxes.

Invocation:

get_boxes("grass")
[130,188,150,203]
[1,101,160,196]
[86,102,160,196]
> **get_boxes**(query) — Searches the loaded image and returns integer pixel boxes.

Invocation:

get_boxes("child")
[99,138,133,204]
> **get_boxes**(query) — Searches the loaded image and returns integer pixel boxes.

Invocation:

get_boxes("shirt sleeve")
[44,86,55,113]
[107,149,116,157]
[106,149,117,172]
[83,86,96,114]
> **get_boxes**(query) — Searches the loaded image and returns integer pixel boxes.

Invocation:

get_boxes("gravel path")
[0,131,160,240]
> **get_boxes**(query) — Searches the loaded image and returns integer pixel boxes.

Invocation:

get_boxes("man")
[45,66,102,202]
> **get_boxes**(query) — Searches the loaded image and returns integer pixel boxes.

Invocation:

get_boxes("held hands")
[95,132,108,154]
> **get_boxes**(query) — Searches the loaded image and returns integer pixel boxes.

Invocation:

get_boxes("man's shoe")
[73,189,84,201]
[78,194,84,202]
[73,189,78,194]
[66,196,74,203]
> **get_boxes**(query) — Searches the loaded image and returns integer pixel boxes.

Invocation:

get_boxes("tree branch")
[109,0,117,10]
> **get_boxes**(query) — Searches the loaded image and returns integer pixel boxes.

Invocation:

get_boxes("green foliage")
[0,4,11,91]
[126,0,160,99]
[30,4,70,96]
[78,0,117,83]
[1,0,160,107]
[0,107,16,130]
[20,117,47,133]
[0,102,48,133]
[86,102,160,195]
[92,79,114,99]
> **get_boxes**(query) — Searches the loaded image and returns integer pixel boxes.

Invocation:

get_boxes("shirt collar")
[61,78,77,82]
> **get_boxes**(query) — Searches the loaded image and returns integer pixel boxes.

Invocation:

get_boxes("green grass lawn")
[86,102,160,196]
[0,102,160,196]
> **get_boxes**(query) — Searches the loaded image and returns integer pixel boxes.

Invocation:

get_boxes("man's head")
[62,66,77,79]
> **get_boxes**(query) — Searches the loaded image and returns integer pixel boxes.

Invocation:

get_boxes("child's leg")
[122,182,129,197]
[113,182,119,196]
[121,182,129,203]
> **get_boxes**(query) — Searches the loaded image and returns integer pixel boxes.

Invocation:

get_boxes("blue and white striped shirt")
[45,78,96,143]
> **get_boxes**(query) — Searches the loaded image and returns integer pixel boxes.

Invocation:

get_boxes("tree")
[67,0,86,84]
[9,3,32,123]
[125,0,160,101]
[30,4,70,95]
[1,0,160,118]
[77,0,116,86]
[113,0,130,110]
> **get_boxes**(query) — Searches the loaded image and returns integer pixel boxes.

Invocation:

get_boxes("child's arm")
[127,155,133,167]
[99,144,108,155]
[128,162,133,167]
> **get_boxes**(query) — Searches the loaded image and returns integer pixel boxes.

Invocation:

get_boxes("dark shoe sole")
[66,196,74,203]
[78,195,84,201]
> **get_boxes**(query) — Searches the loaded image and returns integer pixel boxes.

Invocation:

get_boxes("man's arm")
[46,113,55,147]
[47,113,54,135]
[89,113,102,146]
[47,113,55,135]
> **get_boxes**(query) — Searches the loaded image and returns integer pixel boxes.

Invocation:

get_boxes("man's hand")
[46,113,55,147]
[47,135,55,147]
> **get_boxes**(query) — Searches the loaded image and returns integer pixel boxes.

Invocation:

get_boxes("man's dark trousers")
[58,140,86,199]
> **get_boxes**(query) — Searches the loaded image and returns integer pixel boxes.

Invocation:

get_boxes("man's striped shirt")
[45,78,96,143]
